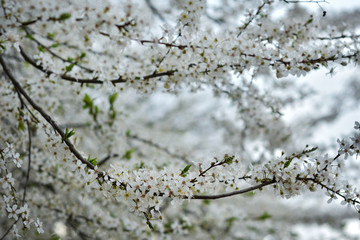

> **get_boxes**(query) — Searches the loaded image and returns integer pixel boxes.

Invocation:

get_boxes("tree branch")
[97,153,119,166]
[129,134,191,164]
[237,1,267,37]
[145,0,168,25]
[23,26,94,73]
[22,120,32,205]
[19,46,175,85]
[0,54,94,169]
[191,179,276,200]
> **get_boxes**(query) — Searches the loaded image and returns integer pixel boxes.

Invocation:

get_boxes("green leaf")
[65,63,74,72]
[225,217,237,227]
[25,34,34,41]
[256,211,272,221]
[80,52,86,59]
[223,155,234,164]
[67,57,75,62]
[82,94,99,121]
[38,45,45,52]
[49,234,61,240]
[180,164,192,177]
[46,32,56,40]
[125,129,131,137]
[87,155,98,166]
[136,161,145,169]
[284,159,292,168]
[109,93,118,107]
[202,199,211,205]
[122,149,135,160]
[83,94,93,108]
[109,110,116,120]
[51,43,60,48]
[59,13,71,21]
[305,15,313,25]
[93,106,99,120]
[146,219,154,230]
[17,121,26,131]
[63,128,75,142]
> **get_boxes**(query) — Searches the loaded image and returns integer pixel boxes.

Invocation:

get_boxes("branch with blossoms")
[237,1,269,37]
[3,57,360,233]
[3,49,360,207]
[18,46,176,85]
[0,54,131,195]
[22,27,94,73]
[0,143,44,238]
[19,39,359,93]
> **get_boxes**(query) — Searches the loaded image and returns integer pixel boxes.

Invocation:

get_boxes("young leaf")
[122,149,135,160]
[256,211,272,221]
[126,129,131,137]
[59,13,71,21]
[63,128,75,142]
[38,45,45,52]
[146,219,154,230]
[87,155,98,166]
[65,63,74,72]
[223,155,235,164]
[17,121,26,131]
[51,43,60,48]
[83,94,93,109]
[180,164,192,177]
[46,32,56,40]
[284,159,292,168]
[109,93,118,107]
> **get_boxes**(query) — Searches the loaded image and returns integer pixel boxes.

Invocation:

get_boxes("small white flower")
[13,152,23,168]
[7,204,20,221]
[35,218,44,234]
[2,173,15,189]
[12,224,21,239]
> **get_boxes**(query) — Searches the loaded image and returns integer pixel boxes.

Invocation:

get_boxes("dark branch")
[19,46,175,85]
[23,26,94,73]
[191,179,276,200]
[145,0,168,24]
[97,153,120,166]
[0,54,95,169]
[237,1,267,37]
[318,34,360,40]
[129,134,191,164]
[0,219,19,240]
[22,120,32,204]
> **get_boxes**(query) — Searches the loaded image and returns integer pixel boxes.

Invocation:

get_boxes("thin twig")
[97,153,120,166]
[283,0,327,3]
[129,134,191,164]
[22,120,32,205]
[145,0,168,25]
[318,34,360,40]
[237,1,267,37]
[191,179,276,200]
[23,26,94,73]
[0,219,19,240]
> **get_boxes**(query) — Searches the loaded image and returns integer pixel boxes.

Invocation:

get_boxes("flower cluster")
[0,141,44,238]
